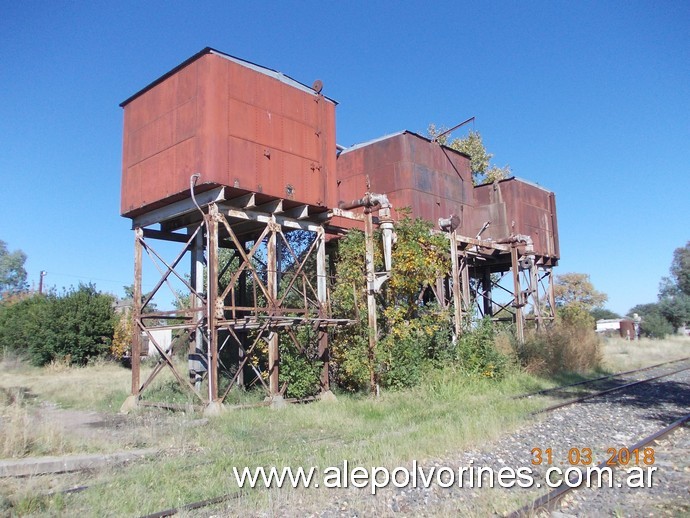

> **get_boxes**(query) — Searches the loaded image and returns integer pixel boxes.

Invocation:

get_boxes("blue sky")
[1,1,688,315]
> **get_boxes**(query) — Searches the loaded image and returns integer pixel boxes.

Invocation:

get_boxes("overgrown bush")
[278,328,323,399]
[329,215,453,392]
[330,320,371,392]
[639,311,674,339]
[516,305,601,375]
[456,318,511,378]
[0,284,116,366]
[0,293,52,361]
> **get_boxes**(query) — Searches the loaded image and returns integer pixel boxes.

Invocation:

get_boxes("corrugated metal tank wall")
[336,132,475,229]
[121,49,337,218]
[473,178,560,260]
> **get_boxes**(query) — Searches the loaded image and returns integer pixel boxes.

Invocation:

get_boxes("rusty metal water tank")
[120,48,337,218]
[473,178,560,262]
[336,131,474,227]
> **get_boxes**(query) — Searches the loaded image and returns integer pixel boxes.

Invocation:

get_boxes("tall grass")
[0,387,73,458]
[0,358,133,412]
[515,321,602,375]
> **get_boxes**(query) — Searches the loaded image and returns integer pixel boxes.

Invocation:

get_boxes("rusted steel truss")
[126,196,352,412]
[440,232,556,343]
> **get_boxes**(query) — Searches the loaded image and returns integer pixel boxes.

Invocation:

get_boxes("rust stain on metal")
[120,48,336,218]
[474,178,559,261]
[336,131,474,229]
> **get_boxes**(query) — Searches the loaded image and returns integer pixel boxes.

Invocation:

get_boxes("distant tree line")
[0,240,28,298]
[629,241,690,338]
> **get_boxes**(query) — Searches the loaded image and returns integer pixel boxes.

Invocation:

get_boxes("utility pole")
[39,271,47,295]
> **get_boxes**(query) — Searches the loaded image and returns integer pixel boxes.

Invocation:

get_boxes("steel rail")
[516,356,690,400]
[535,364,690,414]
[141,492,247,518]
[507,412,690,518]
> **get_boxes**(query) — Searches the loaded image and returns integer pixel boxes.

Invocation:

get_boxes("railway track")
[9,358,689,516]
[515,356,690,400]
[137,360,690,517]
[499,359,690,517]
[507,412,690,518]
[534,360,690,414]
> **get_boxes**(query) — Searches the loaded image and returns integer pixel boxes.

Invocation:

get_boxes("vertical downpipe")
[207,207,219,403]
[365,210,378,394]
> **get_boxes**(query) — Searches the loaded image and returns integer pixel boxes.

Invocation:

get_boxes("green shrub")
[278,328,323,399]
[0,284,115,366]
[0,293,53,361]
[456,318,510,379]
[639,312,674,339]
[330,320,371,392]
[329,216,452,392]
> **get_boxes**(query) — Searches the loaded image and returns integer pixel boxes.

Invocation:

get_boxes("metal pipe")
[364,211,378,394]
[338,192,390,211]
[431,116,475,142]
[475,221,491,239]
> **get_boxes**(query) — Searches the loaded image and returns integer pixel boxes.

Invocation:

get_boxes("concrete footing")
[319,390,338,402]
[119,395,139,414]
[264,395,287,409]
[0,449,157,477]
[203,400,226,416]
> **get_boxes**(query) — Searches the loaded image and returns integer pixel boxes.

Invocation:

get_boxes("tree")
[669,241,690,296]
[554,273,608,310]
[628,303,673,339]
[655,242,690,330]
[590,308,621,321]
[0,240,28,298]
[427,125,511,185]
[658,295,690,330]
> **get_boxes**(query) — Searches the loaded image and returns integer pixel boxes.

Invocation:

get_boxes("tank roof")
[339,130,470,159]
[120,47,337,107]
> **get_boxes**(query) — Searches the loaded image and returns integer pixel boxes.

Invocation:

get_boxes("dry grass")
[601,334,690,371]
[0,357,136,412]
[0,357,547,516]
[517,322,602,376]
[0,388,72,458]
[0,359,188,461]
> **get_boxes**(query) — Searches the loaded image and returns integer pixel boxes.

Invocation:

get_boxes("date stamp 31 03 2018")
[530,447,655,467]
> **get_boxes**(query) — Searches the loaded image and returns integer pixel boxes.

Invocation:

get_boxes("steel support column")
[450,231,462,338]
[460,252,471,325]
[207,208,219,403]
[267,220,280,396]
[190,227,205,391]
[316,227,330,392]
[131,227,143,396]
[481,268,492,317]
[547,267,556,319]
[531,261,542,329]
[365,210,378,394]
[511,245,525,344]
